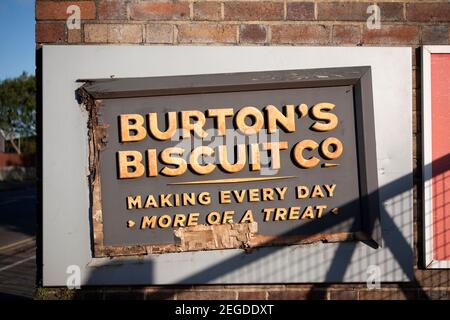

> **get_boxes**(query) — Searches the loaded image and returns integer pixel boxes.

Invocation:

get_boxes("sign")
[42,45,414,285]
[422,46,450,268]
[79,67,381,257]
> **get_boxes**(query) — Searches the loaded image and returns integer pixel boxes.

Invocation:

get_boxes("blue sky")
[0,0,35,80]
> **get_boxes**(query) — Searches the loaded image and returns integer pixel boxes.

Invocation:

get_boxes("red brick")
[359,289,418,300]
[286,2,315,21]
[36,1,96,20]
[129,2,190,21]
[414,269,450,287]
[225,284,284,290]
[332,25,361,44]
[177,24,237,44]
[67,29,81,43]
[421,25,449,45]
[84,24,108,43]
[319,2,403,22]
[73,290,104,300]
[99,0,128,20]
[240,24,267,44]
[194,2,222,21]
[271,24,330,44]
[146,24,174,44]
[379,2,404,22]
[36,23,65,43]
[407,3,450,22]
[224,2,284,21]
[362,25,419,45]
[145,289,177,300]
[108,24,143,43]
[83,23,143,43]
[268,289,327,300]
[176,290,236,300]
[238,291,266,300]
[318,2,368,21]
[420,290,450,300]
[103,290,145,300]
[329,290,357,300]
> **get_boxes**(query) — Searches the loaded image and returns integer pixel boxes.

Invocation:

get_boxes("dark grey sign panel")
[78,66,381,257]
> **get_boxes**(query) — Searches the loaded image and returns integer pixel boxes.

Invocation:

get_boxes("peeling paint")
[173,222,258,251]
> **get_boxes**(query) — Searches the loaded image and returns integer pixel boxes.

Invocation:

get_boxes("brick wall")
[35,0,450,300]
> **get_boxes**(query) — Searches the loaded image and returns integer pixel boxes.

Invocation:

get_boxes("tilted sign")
[78,67,381,257]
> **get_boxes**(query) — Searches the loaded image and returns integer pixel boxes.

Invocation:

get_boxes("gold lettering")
[265,104,296,133]
[119,114,147,142]
[182,193,196,206]
[141,216,157,229]
[233,190,246,203]
[296,186,309,199]
[274,187,288,200]
[220,190,231,204]
[147,112,177,140]
[144,195,158,208]
[293,140,320,169]
[274,208,287,221]
[316,205,327,218]
[160,147,187,176]
[207,108,234,136]
[198,192,211,205]
[240,210,254,223]
[146,149,158,177]
[263,208,275,222]
[223,211,234,223]
[323,184,336,197]
[118,151,145,179]
[189,146,216,175]
[262,141,288,170]
[181,110,208,138]
[320,137,343,160]
[207,211,221,225]
[187,213,200,226]
[301,206,315,219]
[173,214,187,227]
[248,188,260,202]
[310,185,325,198]
[218,144,246,173]
[235,106,264,135]
[158,215,172,228]
[310,103,338,132]
[249,143,261,171]
[127,195,142,209]
[262,188,274,201]
[160,194,173,207]
[288,207,301,220]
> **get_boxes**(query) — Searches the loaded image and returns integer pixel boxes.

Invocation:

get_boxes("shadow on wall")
[67,150,450,299]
